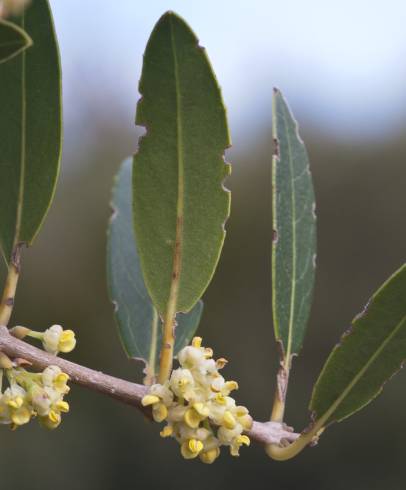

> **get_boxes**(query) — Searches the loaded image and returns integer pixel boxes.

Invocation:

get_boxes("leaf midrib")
[15,11,27,252]
[282,101,298,364]
[165,15,184,316]
[315,314,406,426]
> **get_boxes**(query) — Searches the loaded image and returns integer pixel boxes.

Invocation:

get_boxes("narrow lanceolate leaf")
[272,89,316,360]
[107,159,203,380]
[310,264,406,426]
[0,0,61,262]
[133,12,231,316]
[0,19,32,64]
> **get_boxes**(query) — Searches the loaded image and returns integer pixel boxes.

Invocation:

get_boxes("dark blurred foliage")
[0,92,405,489]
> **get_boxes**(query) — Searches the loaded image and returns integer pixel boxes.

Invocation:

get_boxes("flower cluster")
[142,337,252,463]
[0,324,76,430]
[0,365,70,429]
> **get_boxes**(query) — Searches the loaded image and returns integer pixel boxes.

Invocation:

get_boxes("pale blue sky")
[50,0,406,142]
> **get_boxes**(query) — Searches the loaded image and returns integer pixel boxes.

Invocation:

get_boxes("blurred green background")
[0,1,405,489]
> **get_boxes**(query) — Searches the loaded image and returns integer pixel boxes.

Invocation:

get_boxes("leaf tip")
[158,10,186,28]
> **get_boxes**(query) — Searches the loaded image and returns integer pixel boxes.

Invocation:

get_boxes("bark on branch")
[0,326,299,446]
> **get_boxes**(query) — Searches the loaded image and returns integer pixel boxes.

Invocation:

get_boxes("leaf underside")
[133,11,231,316]
[107,159,203,378]
[0,0,61,262]
[272,89,317,359]
[0,18,32,64]
[310,263,406,425]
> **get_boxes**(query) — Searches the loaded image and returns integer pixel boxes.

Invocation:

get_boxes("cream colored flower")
[169,368,195,400]
[42,365,70,394]
[42,325,76,355]
[1,384,32,426]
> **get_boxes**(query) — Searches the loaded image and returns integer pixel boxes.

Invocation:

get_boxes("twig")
[0,326,146,406]
[0,246,22,327]
[0,326,300,446]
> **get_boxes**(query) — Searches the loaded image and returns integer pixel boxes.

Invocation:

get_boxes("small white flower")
[42,325,76,355]
[149,383,173,406]
[177,346,205,369]
[169,368,195,400]
[2,384,32,426]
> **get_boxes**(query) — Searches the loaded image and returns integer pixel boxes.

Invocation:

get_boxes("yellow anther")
[15,396,24,407]
[188,439,203,454]
[60,330,74,341]
[141,394,160,407]
[152,402,168,423]
[192,337,202,348]
[192,403,209,417]
[7,399,21,409]
[225,381,239,392]
[236,435,250,446]
[160,425,173,438]
[204,348,213,359]
[216,358,228,369]
[223,411,237,430]
[49,410,60,424]
[181,441,199,460]
[178,378,189,387]
[55,372,69,383]
[55,401,70,413]
[11,407,31,426]
[184,407,201,428]
[40,413,60,430]
[215,393,226,405]
[200,447,220,464]
[59,330,76,353]
[54,373,70,392]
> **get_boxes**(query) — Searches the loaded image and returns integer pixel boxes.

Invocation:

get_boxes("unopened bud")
[10,326,31,340]
[0,352,13,369]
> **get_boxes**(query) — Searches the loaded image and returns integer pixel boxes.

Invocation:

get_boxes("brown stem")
[0,326,146,406]
[0,326,299,445]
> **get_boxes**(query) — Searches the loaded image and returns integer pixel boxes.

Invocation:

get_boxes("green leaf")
[310,264,406,426]
[107,158,203,381]
[0,18,32,64]
[0,0,61,262]
[272,88,317,360]
[133,12,231,316]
